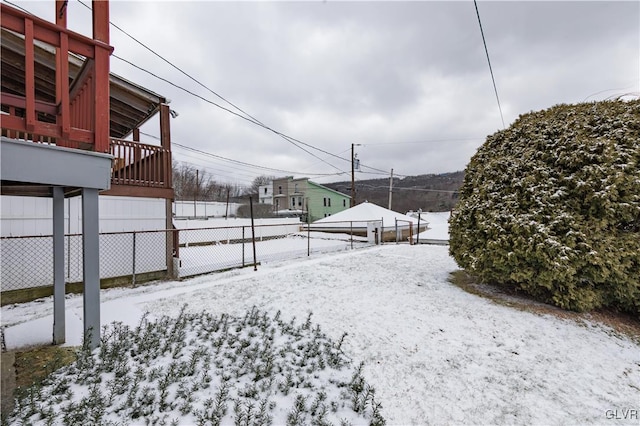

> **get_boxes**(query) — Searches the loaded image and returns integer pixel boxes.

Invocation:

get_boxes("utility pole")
[388,168,394,210]
[351,143,361,207]
[351,144,355,207]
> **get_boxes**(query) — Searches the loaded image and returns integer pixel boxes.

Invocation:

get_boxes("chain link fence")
[174,221,374,278]
[1,234,53,291]
[0,220,393,296]
[1,230,173,292]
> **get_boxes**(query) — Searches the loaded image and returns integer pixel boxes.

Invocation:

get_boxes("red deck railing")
[110,138,172,189]
[0,3,112,152]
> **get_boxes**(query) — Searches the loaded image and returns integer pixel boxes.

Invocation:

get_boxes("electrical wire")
[348,183,458,194]
[173,143,343,177]
[2,0,29,14]
[6,0,409,178]
[362,137,484,146]
[140,131,343,177]
[111,54,353,174]
[474,0,505,129]
[76,0,355,175]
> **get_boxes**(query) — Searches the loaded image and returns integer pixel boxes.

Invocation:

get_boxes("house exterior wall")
[268,177,350,222]
[288,178,308,211]
[306,182,351,222]
[258,184,273,205]
[272,177,292,213]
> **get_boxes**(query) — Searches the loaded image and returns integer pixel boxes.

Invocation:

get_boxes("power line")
[8,0,407,179]
[96,0,400,178]
[110,53,353,174]
[174,143,344,178]
[140,131,342,178]
[362,137,484,146]
[2,0,29,14]
[172,152,269,183]
[352,183,458,194]
[173,159,257,185]
[173,146,347,184]
[76,0,354,175]
[474,0,505,129]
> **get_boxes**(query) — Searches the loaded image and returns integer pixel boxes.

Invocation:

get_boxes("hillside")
[325,171,464,213]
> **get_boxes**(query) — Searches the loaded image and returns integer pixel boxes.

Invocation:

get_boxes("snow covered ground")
[412,211,450,243]
[177,232,370,277]
[2,244,638,425]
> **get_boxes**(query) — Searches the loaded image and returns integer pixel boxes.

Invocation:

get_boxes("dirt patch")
[1,345,77,422]
[449,270,640,344]
[13,345,77,389]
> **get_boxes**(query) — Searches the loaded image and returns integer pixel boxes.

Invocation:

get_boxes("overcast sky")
[7,0,640,187]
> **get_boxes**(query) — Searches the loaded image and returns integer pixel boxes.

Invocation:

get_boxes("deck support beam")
[52,186,65,344]
[82,188,100,349]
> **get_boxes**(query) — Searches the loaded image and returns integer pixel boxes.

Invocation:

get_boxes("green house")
[271,177,351,222]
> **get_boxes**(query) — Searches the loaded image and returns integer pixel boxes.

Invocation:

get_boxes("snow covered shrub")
[8,306,386,425]
[449,100,640,313]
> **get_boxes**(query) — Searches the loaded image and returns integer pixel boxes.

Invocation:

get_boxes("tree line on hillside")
[324,171,464,213]
[173,161,464,216]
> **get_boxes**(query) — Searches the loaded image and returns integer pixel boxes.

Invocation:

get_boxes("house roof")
[307,180,351,199]
[312,201,420,226]
[1,28,167,139]
[271,176,351,199]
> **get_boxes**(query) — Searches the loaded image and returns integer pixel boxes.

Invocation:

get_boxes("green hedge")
[449,100,640,313]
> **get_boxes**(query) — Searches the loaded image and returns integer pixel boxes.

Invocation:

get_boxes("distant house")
[270,177,351,222]
[258,184,273,205]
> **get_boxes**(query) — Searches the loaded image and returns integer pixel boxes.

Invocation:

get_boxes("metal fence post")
[307,223,311,257]
[417,212,421,245]
[250,197,257,271]
[395,218,398,243]
[350,221,353,249]
[132,231,137,286]
[242,226,246,267]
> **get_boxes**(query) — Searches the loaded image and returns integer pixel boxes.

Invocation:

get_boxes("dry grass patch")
[14,345,77,389]
[449,270,640,344]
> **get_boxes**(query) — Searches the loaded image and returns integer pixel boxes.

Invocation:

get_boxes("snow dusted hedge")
[449,100,640,313]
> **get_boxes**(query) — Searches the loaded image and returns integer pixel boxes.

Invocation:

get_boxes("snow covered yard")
[2,244,639,425]
[412,211,450,244]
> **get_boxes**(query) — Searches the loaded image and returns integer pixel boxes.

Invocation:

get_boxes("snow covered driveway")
[3,244,638,425]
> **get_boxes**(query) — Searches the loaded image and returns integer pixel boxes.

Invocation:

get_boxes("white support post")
[52,186,65,344]
[82,188,101,349]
